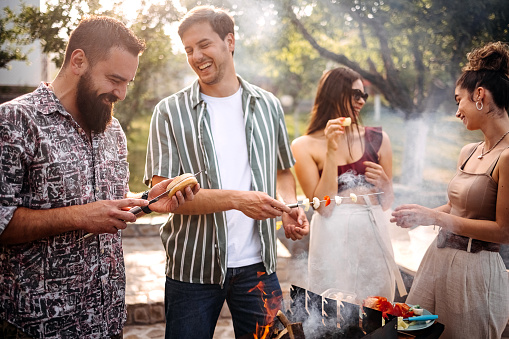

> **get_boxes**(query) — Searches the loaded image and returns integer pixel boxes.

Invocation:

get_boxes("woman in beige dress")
[391,42,509,338]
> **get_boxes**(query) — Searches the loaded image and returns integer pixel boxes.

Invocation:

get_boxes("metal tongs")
[80,170,203,241]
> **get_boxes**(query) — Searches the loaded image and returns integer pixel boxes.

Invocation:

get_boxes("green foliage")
[3,0,509,189]
[0,6,33,68]
[113,2,188,131]
[1,0,189,132]
[280,0,509,117]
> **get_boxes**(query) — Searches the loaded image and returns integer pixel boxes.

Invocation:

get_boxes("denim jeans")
[164,262,282,339]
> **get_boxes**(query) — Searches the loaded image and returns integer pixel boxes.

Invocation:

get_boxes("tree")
[178,0,329,137]
[1,0,187,132]
[0,6,35,68]
[277,0,509,186]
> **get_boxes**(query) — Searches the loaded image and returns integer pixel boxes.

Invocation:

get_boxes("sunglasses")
[352,89,369,101]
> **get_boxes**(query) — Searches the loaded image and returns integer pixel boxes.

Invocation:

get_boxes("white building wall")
[0,0,55,87]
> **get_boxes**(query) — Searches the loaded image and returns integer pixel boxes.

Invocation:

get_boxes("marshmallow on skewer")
[302,198,310,212]
[335,196,342,205]
[312,197,321,210]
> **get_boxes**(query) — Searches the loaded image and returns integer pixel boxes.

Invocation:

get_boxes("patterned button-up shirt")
[144,76,295,285]
[0,83,129,338]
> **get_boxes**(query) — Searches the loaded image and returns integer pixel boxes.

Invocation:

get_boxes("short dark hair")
[177,5,234,40]
[63,15,146,67]
[456,42,509,112]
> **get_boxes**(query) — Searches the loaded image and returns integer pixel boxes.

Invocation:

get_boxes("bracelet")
[141,190,152,214]
[141,190,150,200]
[141,205,152,214]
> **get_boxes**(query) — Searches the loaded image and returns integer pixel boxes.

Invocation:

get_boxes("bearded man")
[0,16,198,339]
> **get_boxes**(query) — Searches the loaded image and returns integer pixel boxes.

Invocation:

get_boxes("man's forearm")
[0,206,79,245]
[276,169,298,204]
[170,189,240,215]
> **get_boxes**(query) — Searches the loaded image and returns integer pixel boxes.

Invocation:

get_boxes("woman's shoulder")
[291,133,324,157]
[460,142,481,155]
[499,146,509,163]
[292,133,322,146]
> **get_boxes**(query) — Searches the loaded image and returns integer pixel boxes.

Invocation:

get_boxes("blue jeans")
[164,262,282,339]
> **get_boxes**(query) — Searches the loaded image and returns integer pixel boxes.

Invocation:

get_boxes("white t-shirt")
[201,88,262,268]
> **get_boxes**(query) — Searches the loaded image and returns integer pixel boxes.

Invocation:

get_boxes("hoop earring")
[476,101,483,111]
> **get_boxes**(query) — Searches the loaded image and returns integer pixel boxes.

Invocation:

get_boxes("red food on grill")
[324,195,331,206]
[363,296,415,319]
[363,296,393,318]
[391,303,414,318]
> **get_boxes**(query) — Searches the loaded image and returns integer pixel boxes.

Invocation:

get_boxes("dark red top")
[337,126,382,175]
[319,127,383,193]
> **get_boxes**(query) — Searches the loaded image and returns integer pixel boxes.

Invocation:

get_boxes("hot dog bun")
[340,117,352,126]
[166,173,198,197]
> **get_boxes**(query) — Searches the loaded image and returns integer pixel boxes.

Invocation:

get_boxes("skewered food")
[312,197,321,209]
[302,198,310,211]
[335,196,342,205]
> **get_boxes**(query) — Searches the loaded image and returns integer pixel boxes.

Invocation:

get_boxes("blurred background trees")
[1,0,509,192]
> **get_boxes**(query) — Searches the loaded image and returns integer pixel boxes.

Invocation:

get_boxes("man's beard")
[76,71,118,133]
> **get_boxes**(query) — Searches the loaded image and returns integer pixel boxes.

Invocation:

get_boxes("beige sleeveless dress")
[407,144,509,339]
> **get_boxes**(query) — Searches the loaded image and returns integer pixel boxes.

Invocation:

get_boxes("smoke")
[337,170,373,193]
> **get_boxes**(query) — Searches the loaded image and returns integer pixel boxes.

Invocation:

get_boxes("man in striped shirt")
[143,5,310,339]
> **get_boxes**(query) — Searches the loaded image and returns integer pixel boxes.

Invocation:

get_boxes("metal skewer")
[80,170,203,241]
[286,200,325,208]
[285,192,384,208]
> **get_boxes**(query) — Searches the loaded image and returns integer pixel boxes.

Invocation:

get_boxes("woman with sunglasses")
[291,67,405,302]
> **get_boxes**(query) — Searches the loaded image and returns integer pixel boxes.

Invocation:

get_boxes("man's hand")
[282,207,310,241]
[148,178,200,214]
[79,199,151,235]
[0,198,153,245]
[237,191,292,220]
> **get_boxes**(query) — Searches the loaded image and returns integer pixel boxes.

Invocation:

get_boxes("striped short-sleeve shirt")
[144,76,295,285]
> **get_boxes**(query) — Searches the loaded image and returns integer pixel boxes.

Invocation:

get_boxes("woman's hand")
[364,161,391,191]
[324,118,347,151]
[391,204,438,228]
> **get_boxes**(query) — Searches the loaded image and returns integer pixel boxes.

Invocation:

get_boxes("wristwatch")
[140,190,152,214]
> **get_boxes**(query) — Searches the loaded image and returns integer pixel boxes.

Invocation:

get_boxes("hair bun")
[463,42,509,76]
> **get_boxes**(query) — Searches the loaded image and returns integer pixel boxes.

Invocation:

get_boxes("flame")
[248,275,283,339]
